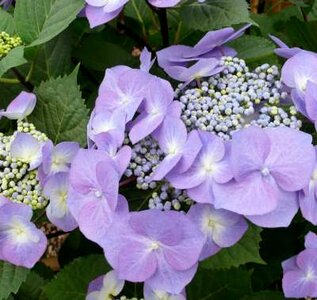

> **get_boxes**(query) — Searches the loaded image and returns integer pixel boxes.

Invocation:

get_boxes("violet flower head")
[213,126,315,228]
[167,131,232,204]
[95,67,151,122]
[282,248,317,298]
[0,198,47,268]
[187,203,248,260]
[299,147,317,225]
[143,284,186,300]
[281,51,317,121]
[102,209,205,294]
[85,0,128,28]
[40,140,79,182]
[43,173,77,232]
[0,92,36,121]
[151,117,202,181]
[88,109,126,147]
[156,24,251,81]
[10,132,43,170]
[129,77,175,144]
[86,270,125,300]
[68,149,120,243]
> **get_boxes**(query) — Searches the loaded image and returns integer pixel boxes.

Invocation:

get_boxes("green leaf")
[0,47,27,77]
[0,9,14,34]
[201,225,265,270]
[14,0,85,47]
[308,0,317,21]
[0,261,30,300]
[16,271,47,300]
[242,291,285,300]
[29,66,89,146]
[180,0,253,31]
[32,31,72,83]
[43,255,110,300]
[187,268,252,299]
[228,35,279,67]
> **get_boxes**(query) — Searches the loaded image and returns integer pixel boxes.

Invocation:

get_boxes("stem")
[119,176,136,187]
[0,77,20,84]
[11,68,34,91]
[156,8,169,47]
[145,1,169,47]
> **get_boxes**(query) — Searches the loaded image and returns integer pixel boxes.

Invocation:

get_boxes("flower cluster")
[60,25,317,298]
[84,0,181,28]
[0,31,22,59]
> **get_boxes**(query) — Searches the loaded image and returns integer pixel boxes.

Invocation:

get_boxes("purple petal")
[299,186,317,225]
[143,284,186,300]
[140,47,155,72]
[44,173,78,232]
[85,5,123,28]
[230,126,270,181]
[305,232,317,250]
[118,240,158,282]
[113,145,132,176]
[305,81,317,121]
[246,189,298,228]
[151,153,182,181]
[148,0,181,7]
[281,51,317,91]
[0,92,36,120]
[10,133,42,170]
[155,117,187,154]
[265,127,315,191]
[213,173,279,215]
[146,259,198,294]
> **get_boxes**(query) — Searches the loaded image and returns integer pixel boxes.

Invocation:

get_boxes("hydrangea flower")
[187,203,248,260]
[129,77,178,144]
[156,24,251,81]
[0,0,13,9]
[0,91,36,121]
[139,47,155,73]
[281,51,317,121]
[167,131,232,204]
[43,173,77,232]
[151,117,202,181]
[95,67,151,122]
[0,197,47,268]
[86,270,125,300]
[212,126,315,227]
[282,232,317,298]
[40,140,79,183]
[143,284,186,300]
[10,132,43,170]
[68,149,121,242]
[101,209,205,294]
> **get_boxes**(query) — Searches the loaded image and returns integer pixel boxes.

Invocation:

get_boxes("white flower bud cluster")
[175,56,301,140]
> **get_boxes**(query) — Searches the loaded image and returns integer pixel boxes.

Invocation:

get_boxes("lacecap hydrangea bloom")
[38,24,313,299]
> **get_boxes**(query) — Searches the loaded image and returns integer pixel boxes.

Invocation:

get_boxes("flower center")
[150,240,161,251]
[305,268,316,281]
[94,190,103,198]
[261,167,270,177]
